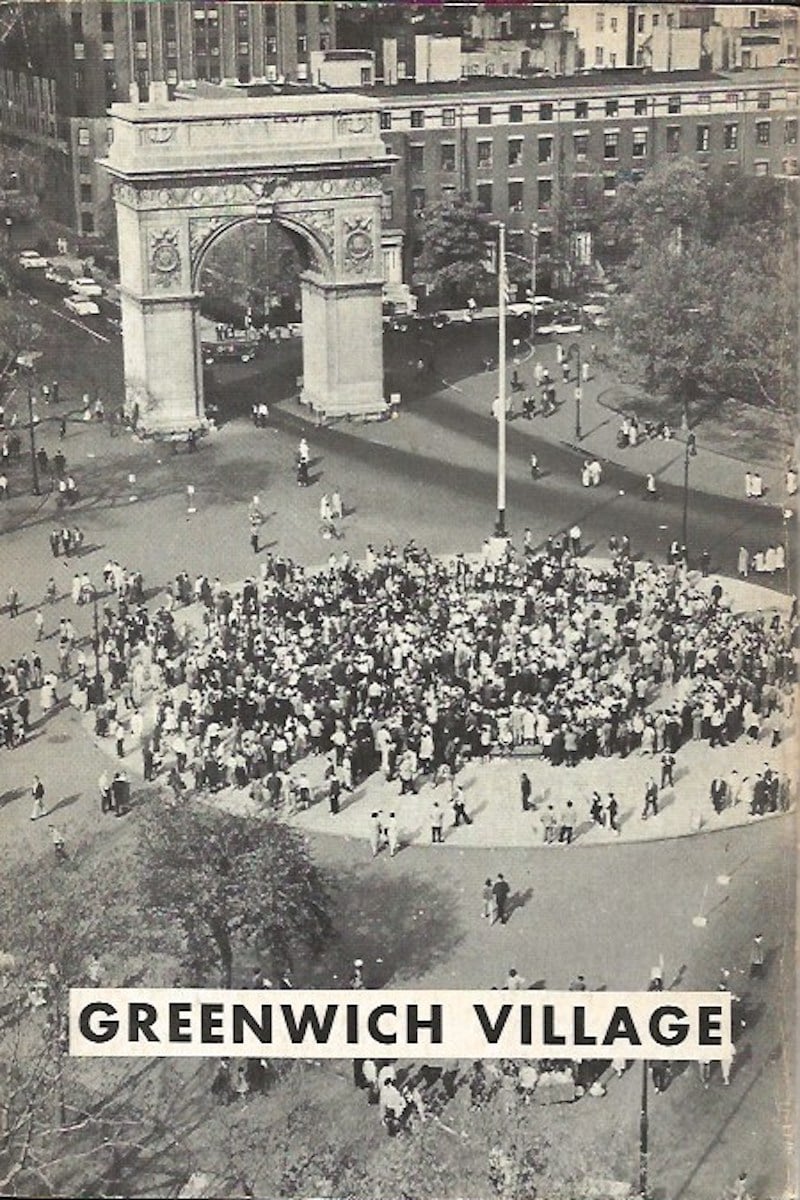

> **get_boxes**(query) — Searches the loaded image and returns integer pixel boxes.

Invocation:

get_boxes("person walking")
[660,749,675,789]
[492,873,511,925]
[99,770,112,815]
[482,878,496,922]
[369,811,382,858]
[48,824,67,863]
[642,777,659,819]
[606,793,619,833]
[30,775,46,821]
[452,784,472,827]
[386,811,399,857]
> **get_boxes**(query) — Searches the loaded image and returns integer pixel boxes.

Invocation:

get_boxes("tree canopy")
[139,800,333,987]
[605,160,797,413]
[417,197,495,308]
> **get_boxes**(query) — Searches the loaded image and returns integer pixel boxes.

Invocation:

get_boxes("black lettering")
[232,1004,272,1044]
[367,1005,397,1045]
[521,1004,531,1045]
[128,1003,158,1043]
[79,1002,118,1044]
[543,1004,566,1045]
[699,1005,723,1047]
[602,1006,642,1047]
[573,1007,598,1046]
[473,1003,512,1045]
[650,1006,689,1047]
[408,1004,443,1044]
[169,1003,192,1043]
[281,1003,337,1045]
[346,1003,358,1044]
[200,1003,225,1043]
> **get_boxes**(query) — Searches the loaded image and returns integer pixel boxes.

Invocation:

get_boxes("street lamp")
[558,341,583,441]
[529,223,538,344]
[782,508,793,595]
[639,1057,649,1199]
[682,431,697,553]
[495,220,508,538]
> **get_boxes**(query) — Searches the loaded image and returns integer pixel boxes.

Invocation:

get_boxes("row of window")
[403,118,797,172]
[380,90,778,131]
[74,31,318,60]
[400,157,780,220]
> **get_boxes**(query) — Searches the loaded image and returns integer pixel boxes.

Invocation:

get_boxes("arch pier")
[103,92,393,434]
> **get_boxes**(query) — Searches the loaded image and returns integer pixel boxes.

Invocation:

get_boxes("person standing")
[660,749,675,789]
[386,812,399,857]
[99,770,112,815]
[606,793,619,833]
[328,775,341,816]
[430,799,445,843]
[7,585,19,619]
[482,878,496,921]
[30,775,46,821]
[48,824,67,862]
[520,771,532,812]
[452,784,472,827]
[492,873,511,925]
[369,811,382,857]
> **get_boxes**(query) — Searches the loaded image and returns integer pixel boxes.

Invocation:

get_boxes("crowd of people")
[4,534,793,826]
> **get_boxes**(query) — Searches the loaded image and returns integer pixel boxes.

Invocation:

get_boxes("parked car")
[202,339,256,365]
[69,276,102,297]
[64,295,100,317]
[45,265,71,285]
[18,249,48,270]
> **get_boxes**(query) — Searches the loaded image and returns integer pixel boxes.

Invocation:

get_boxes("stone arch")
[103,91,394,434]
[190,211,334,292]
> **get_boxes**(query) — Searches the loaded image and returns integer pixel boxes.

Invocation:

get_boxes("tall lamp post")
[529,223,538,344]
[639,1057,649,1199]
[558,341,583,441]
[495,220,508,537]
[681,431,697,552]
[782,508,793,595]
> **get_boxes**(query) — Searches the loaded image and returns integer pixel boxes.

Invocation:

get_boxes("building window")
[634,97,648,116]
[135,40,148,60]
[265,34,277,54]
[71,10,83,36]
[440,142,456,172]
[605,99,618,117]
[652,13,659,27]
[442,107,456,127]
[508,138,523,166]
[476,182,492,211]
[409,144,424,171]
[478,105,492,125]
[297,34,307,54]
[80,182,92,204]
[441,184,456,201]
[381,192,393,222]
[596,11,604,31]
[573,177,588,207]
[380,111,392,131]
[594,46,604,66]
[575,99,588,119]
[103,42,115,59]
[786,118,798,145]
[73,42,85,60]
[410,109,425,128]
[509,103,523,123]
[78,126,90,146]
[537,178,552,210]
[698,92,712,110]
[637,13,645,32]
[82,213,94,233]
[603,173,617,195]
[101,7,114,34]
[604,131,619,159]
[756,121,770,145]
[610,16,618,32]
[757,91,771,110]
[667,95,681,114]
[696,125,710,152]
[573,133,588,160]
[754,161,769,176]
[477,139,492,168]
[666,126,681,153]
[411,187,426,213]
[632,130,647,157]
[539,102,553,121]
[508,180,524,212]
[538,136,553,163]
[724,123,739,149]
[106,126,114,146]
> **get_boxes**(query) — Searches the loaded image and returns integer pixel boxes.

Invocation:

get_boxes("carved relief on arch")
[189,215,237,265]
[342,216,375,275]
[288,208,335,272]
[148,227,182,289]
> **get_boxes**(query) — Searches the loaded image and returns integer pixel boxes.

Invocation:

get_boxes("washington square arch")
[102,89,393,434]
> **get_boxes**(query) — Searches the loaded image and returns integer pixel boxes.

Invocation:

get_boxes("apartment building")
[0,1,336,233]
[375,67,798,276]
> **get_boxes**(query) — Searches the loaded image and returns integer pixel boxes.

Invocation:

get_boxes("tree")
[139,800,333,987]
[417,197,495,309]
[606,161,797,414]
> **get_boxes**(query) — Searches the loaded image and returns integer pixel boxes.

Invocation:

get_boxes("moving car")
[202,338,257,364]
[45,265,71,285]
[69,277,103,297]
[64,295,100,317]
[18,249,48,270]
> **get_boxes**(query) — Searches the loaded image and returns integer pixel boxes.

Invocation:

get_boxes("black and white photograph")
[0,2,796,1197]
